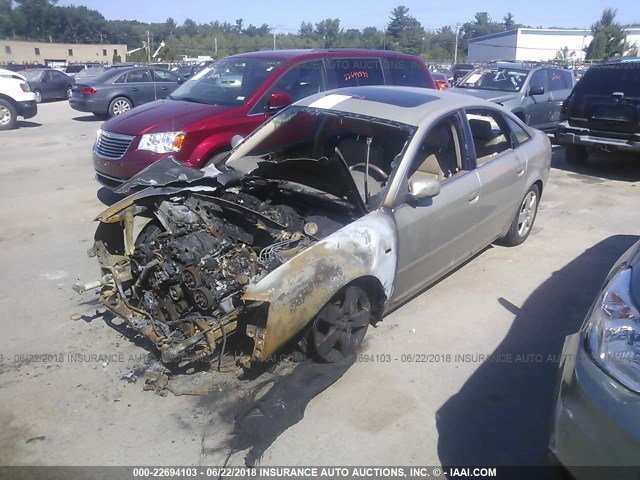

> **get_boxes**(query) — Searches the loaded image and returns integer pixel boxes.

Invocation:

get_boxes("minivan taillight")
[560,98,570,121]
[81,86,97,95]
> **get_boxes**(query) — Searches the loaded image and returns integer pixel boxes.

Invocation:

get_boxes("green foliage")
[386,5,425,55]
[585,8,628,59]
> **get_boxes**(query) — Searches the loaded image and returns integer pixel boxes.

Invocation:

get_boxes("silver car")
[550,240,640,479]
[75,86,551,367]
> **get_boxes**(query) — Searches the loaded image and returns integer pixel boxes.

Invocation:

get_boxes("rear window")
[575,65,640,96]
[329,58,385,87]
[385,58,430,87]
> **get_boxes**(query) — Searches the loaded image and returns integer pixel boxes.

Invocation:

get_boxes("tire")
[311,285,372,363]
[502,184,540,247]
[34,90,42,103]
[202,148,231,168]
[0,99,17,131]
[565,145,588,165]
[66,86,73,99]
[108,97,132,117]
[135,220,164,247]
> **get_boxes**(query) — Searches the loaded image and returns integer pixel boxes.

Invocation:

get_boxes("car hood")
[450,87,520,104]
[111,156,367,215]
[0,69,26,81]
[102,99,236,136]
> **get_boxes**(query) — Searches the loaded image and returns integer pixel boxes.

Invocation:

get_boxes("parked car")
[554,60,640,164]
[76,85,551,368]
[452,62,575,131]
[69,66,184,118]
[0,68,37,130]
[19,68,74,103]
[431,72,451,90]
[91,49,436,189]
[171,64,204,78]
[550,239,640,479]
[452,63,475,84]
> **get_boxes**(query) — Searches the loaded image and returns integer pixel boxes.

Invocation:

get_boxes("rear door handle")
[130,88,138,91]
[517,167,525,177]
[467,192,480,204]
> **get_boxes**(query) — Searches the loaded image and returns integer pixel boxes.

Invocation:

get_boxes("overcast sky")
[56,0,638,32]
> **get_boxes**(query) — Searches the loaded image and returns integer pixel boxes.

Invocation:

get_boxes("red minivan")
[93,49,435,188]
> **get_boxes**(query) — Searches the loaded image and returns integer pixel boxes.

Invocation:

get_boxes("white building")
[468,28,640,63]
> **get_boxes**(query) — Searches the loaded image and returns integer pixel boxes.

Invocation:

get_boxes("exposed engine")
[86,186,350,367]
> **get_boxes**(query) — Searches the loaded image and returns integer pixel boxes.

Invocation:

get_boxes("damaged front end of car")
[75,156,394,368]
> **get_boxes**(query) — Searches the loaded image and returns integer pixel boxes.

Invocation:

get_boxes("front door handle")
[130,87,138,91]
[467,192,480,204]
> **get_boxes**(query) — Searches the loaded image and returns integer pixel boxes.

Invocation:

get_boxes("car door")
[465,108,528,249]
[49,70,68,98]
[152,69,182,99]
[391,112,482,305]
[525,69,552,129]
[124,68,156,106]
[547,68,573,126]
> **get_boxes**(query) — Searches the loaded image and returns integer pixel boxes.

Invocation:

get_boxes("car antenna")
[364,136,372,204]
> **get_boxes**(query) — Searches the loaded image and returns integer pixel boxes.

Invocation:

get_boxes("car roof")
[226,48,424,61]
[295,85,503,127]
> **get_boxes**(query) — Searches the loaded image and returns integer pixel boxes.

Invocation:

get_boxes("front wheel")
[66,86,73,99]
[311,285,372,363]
[501,184,540,247]
[0,99,17,131]
[34,90,42,103]
[108,97,132,117]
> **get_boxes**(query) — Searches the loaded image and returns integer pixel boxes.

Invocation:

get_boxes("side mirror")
[409,175,440,200]
[529,85,544,96]
[230,134,244,149]
[267,91,292,112]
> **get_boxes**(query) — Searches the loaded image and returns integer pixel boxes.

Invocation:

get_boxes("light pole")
[453,24,460,65]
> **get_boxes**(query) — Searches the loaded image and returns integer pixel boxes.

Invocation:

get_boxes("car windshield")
[21,70,43,81]
[457,67,529,92]
[225,106,414,175]
[168,57,283,106]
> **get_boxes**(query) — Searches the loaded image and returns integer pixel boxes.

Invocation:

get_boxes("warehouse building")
[468,27,640,63]
[0,40,127,66]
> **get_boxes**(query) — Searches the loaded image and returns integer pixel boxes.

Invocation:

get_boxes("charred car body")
[77,86,551,368]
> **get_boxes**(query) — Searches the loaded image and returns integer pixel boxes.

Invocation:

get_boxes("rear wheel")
[108,97,132,117]
[311,285,372,363]
[565,145,589,165]
[0,99,17,131]
[501,184,540,247]
[65,85,73,99]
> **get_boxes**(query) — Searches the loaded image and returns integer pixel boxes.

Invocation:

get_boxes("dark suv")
[555,59,640,164]
[93,49,435,189]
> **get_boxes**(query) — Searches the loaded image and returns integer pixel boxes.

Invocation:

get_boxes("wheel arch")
[109,95,135,109]
[0,93,18,109]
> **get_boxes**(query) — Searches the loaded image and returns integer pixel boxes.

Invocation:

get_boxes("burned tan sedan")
[76,86,551,368]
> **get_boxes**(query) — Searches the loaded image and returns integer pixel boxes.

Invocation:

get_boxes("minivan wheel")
[311,285,372,363]
[501,184,540,247]
[565,145,588,165]
[109,97,132,117]
[0,99,17,130]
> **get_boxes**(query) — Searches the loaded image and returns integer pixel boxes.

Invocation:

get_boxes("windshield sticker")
[344,71,369,82]
[308,94,352,109]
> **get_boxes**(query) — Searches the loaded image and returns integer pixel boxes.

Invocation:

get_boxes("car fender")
[189,134,234,167]
[242,209,397,361]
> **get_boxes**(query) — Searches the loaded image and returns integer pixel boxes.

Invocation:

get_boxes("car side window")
[154,69,181,83]
[465,109,512,166]
[328,58,384,87]
[251,61,325,113]
[126,69,152,83]
[547,68,567,91]
[560,70,574,89]
[407,115,464,183]
[385,59,430,87]
[529,70,546,92]
[503,116,531,146]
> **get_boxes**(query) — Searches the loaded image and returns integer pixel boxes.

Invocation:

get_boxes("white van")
[0,69,37,130]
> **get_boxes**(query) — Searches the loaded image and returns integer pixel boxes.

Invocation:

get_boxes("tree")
[315,18,341,47]
[585,8,628,59]
[182,18,198,37]
[234,19,244,33]
[555,46,575,62]
[386,5,425,55]
[503,13,516,30]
